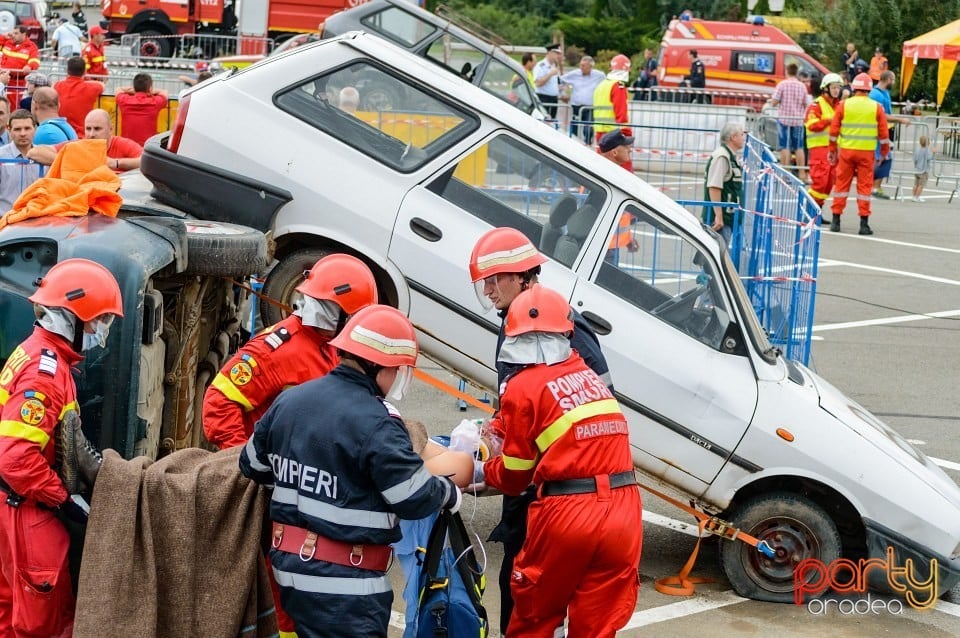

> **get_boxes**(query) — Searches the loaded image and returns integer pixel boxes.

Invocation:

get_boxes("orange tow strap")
[412,369,496,414]
[640,482,775,596]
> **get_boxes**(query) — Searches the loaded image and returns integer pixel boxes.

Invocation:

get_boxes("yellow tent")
[901,19,960,105]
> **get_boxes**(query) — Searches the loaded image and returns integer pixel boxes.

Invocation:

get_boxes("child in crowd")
[912,135,934,202]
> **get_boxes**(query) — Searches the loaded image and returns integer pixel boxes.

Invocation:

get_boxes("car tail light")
[167,93,191,153]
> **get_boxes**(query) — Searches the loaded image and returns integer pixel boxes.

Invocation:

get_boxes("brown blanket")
[73,447,278,638]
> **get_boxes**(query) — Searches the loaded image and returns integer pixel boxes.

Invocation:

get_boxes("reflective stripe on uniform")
[838,96,880,151]
[380,464,433,505]
[244,438,272,473]
[0,387,8,406]
[211,372,254,411]
[502,454,537,470]
[0,420,49,449]
[272,486,398,530]
[534,398,622,453]
[809,187,831,200]
[2,48,27,59]
[272,567,391,595]
[58,400,78,421]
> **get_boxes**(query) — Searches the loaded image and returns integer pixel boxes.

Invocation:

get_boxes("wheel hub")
[745,517,820,591]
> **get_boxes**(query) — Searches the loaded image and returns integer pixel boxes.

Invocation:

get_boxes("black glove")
[441,476,462,514]
[58,495,89,524]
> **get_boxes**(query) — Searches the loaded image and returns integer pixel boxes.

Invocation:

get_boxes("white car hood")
[802,363,960,510]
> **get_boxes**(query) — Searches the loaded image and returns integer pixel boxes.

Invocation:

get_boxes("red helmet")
[504,284,574,337]
[610,54,631,72]
[296,254,378,314]
[851,73,873,92]
[469,227,547,283]
[330,305,418,368]
[29,258,123,321]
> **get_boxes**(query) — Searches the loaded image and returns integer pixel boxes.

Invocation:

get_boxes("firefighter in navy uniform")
[468,227,613,635]
[474,285,641,638]
[0,258,122,637]
[203,254,378,450]
[239,305,462,638]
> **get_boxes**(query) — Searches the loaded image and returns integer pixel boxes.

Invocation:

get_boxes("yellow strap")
[534,398,621,452]
[0,420,49,449]
[210,373,254,411]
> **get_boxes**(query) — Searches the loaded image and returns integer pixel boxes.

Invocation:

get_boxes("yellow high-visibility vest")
[592,79,616,133]
[805,96,835,149]
[837,95,880,151]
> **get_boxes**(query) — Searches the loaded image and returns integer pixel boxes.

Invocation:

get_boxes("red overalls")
[829,95,889,219]
[804,94,839,208]
[0,37,40,109]
[484,353,642,638]
[201,314,338,633]
[81,41,107,77]
[0,328,80,637]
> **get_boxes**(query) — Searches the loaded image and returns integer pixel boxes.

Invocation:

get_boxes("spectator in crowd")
[19,72,48,112]
[702,122,745,246]
[0,96,9,145]
[592,54,632,168]
[769,63,809,183]
[82,26,109,77]
[599,130,640,257]
[177,61,214,87]
[912,135,934,202]
[116,72,168,146]
[31,87,77,145]
[0,109,40,211]
[868,47,887,84]
[52,16,85,58]
[533,43,562,119]
[72,1,88,37]
[520,52,535,86]
[841,42,859,79]
[338,86,360,115]
[633,48,659,101]
[0,26,40,108]
[55,57,104,137]
[868,70,909,199]
[840,71,853,100]
[29,109,144,173]
[561,55,604,144]
[686,49,707,103]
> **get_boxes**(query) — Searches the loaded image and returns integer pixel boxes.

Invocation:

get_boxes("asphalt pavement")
[390,188,960,637]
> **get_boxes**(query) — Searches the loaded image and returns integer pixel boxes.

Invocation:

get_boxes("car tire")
[260,247,332,327]
[183,220,267,278]
[719,491,841,603]
[134,28,173,59]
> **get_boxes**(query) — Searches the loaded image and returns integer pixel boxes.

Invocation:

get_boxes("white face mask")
[295,295,342,331]
[497,331,571,366]
[386,365,414,402]
[82,315,114,351]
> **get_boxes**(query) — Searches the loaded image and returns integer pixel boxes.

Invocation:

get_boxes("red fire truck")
[101,0,373,58]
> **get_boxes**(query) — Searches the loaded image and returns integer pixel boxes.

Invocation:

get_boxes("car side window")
[596,204,731,350]
[427,134,605,264]
[732,51,775,74]
[784,54,817,79]
[275,61,478,172]
[360,7,437,47]
[424,34,485,82]
[481,57,537,115]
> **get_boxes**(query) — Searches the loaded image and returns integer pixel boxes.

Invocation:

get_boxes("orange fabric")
[0,140,121,229]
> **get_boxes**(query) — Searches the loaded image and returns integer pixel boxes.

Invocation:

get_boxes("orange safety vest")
[607,212,633,250]
[804,96,835,149]
[593,78,617,133]
[868,55,887,81]
[837,95,880,151]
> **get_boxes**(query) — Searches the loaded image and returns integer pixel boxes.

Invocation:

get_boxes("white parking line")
[812,309,960,332]
[931,457,960,472]
[823,235,960,255]
[819,259,960,286]
[643,510,702,537]
[617,590,746,631]
[935,599,960,618]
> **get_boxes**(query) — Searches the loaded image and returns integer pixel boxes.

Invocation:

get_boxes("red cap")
[89,26,106,36]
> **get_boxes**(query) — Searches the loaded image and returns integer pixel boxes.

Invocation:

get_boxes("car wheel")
[361,86,400,112]
[260,247,333,327]
[0,12,14,34]
[134,28,173,59]
[719,491,841,603]
[183,220,267,278]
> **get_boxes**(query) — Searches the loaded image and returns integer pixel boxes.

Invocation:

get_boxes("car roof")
[208,32,710,243]
[663,18,804,51]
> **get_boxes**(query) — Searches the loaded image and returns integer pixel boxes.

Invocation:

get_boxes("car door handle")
[409,217,442,242]
[580,310,612,336]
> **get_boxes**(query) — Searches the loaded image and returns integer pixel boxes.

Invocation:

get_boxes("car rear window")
[275,61,479,173]
[360,6,437,48]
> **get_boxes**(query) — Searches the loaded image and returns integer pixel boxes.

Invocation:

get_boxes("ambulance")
[658,17,829,95]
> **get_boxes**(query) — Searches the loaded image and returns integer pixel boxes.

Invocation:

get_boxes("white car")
[139,31,960,602]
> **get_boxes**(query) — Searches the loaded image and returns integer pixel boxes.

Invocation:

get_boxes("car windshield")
[720,249,776,361]
[360,5,437,47]
[275,60,478,172]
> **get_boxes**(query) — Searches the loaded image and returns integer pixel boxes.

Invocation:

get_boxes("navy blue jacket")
[240,364,453,546]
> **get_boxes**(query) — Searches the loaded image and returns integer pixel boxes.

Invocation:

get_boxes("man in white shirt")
[0,109,41,212]
[560,55,604,144]
[52,18,85,58]
[533,43,562,119]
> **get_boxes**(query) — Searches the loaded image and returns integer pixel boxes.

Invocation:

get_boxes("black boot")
[830,215,841,232]
[858,217,873,235]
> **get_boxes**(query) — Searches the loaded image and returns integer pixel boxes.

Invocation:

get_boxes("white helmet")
[820,72,843,90]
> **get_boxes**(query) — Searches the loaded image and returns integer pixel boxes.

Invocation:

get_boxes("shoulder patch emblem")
[38,349,58,376]
[380,399,402,419]
[19,398,45,425]
[265,328,292,351]
[229,354,257,386]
